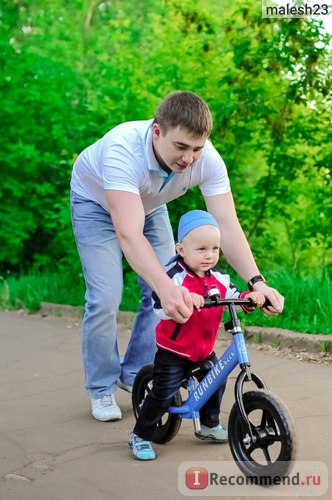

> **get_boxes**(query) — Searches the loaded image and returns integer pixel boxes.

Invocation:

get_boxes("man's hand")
[159,285,194,323]
[252,281,284,315]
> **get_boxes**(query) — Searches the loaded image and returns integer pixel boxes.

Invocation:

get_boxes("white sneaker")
[91,394,122,421]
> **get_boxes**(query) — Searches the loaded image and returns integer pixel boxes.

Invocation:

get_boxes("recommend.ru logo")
[179,461,328,496]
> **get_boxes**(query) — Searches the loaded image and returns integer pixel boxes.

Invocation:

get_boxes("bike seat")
[184,360,214,379]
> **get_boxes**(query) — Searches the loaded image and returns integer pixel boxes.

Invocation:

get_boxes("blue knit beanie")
[177,210,219,242]
[166,210,219,265]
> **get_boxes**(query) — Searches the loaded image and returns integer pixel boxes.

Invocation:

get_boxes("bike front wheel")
[228,390,297,480]
[132,364,183,444]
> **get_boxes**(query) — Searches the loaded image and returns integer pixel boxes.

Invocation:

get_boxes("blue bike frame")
[168,300,266,425]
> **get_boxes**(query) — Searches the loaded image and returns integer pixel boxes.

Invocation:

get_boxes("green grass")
[237,270,331,335]
[0,269,331,335]
[0,271,86,311]
[0,270,141,313]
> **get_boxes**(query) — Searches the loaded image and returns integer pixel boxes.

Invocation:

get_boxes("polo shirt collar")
[146,122,161,173]
[145,121,175,180]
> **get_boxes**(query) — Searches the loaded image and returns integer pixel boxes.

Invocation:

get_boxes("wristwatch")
[248,274,266,291]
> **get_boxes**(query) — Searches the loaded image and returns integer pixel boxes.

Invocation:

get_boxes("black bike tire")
[228,390,297,479]
[132,364,183,444]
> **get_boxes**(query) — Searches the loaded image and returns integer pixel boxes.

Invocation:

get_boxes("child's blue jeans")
[133,349,226,440]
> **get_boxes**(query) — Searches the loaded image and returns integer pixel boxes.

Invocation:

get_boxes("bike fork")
[187,377,202,432]
[235,366,267,443]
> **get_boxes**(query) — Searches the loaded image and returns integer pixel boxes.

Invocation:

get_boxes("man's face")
[152,123,207,174]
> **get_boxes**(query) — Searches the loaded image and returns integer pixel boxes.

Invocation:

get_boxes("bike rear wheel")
[228,390,297,480]
[132,364,183,444]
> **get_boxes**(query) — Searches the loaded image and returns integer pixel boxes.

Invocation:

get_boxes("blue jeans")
[70,192,175,398]
[133,349,226,441]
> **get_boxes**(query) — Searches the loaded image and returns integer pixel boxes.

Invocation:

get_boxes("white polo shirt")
[71,119,230,214]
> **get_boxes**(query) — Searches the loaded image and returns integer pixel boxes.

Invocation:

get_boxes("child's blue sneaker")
[195,424,228,443]
[129,433,156,460]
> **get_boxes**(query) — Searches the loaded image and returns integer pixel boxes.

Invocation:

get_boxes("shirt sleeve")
[227,283,255,313]
[102,143,142,194]
[225,281,241,300]
[213,270,250,310]
[198,142,231,197]
[152,290,171,321]
[152,266,186,321]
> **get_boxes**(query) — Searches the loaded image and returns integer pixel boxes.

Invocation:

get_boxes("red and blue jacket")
[152,258,251,362]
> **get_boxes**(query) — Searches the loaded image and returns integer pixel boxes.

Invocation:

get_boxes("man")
[70,90,284,422]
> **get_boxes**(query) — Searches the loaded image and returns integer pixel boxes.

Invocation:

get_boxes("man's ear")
[152,123,162,140]
[175,242,184,257]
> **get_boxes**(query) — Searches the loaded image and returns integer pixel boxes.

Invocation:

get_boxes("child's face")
[176,225,221,277]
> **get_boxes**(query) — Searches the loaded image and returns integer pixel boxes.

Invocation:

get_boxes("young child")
[129,210,265,460]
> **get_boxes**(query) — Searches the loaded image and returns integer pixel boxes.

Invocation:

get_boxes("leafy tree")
[0,0,330,282]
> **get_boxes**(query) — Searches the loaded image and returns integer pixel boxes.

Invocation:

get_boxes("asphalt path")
[0,310,331,500]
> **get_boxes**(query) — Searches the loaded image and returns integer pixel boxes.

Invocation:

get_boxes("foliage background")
[0,0,331,326]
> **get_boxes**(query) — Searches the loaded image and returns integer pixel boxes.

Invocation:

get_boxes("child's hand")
[191,293,205,311]
[246,292,266,308]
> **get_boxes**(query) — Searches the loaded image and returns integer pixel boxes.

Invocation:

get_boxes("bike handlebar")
[202,297,272,309]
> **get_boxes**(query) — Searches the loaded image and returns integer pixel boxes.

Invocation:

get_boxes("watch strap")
[248,274,266,291]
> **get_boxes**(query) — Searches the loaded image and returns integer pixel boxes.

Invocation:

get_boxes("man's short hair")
[154,91,213,137]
